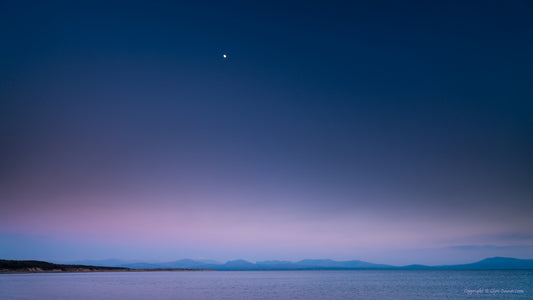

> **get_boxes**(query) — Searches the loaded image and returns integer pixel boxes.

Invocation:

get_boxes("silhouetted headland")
[0,260,210,273]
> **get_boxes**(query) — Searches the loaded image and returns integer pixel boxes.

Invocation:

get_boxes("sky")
[1,0,532,265]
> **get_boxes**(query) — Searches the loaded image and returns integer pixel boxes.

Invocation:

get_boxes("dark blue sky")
[1,0,532,264]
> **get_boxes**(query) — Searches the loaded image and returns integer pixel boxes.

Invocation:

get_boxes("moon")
[223,54,227,59]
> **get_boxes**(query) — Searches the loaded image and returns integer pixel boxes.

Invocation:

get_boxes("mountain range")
[64,257,533,270]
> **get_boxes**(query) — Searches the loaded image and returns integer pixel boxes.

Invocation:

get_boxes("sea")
[0,270,531,299]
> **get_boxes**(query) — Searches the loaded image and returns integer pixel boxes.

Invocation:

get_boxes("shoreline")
[0,268,213,274]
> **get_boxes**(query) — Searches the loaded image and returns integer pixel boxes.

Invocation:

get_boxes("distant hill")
[435,257,533,270]
[160,259,222,269]
[118,257,533,270]
[118,259,390,270]
[400,264,434,270]
[293,259,393,269]
[118,262,163,269]
[65,259,133,267]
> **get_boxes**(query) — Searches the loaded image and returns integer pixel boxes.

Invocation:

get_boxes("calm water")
[0,270,531,299]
